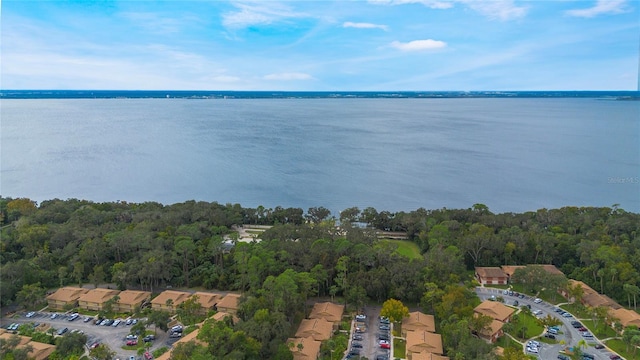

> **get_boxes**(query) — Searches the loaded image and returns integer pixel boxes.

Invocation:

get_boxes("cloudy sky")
[1,0,638,90]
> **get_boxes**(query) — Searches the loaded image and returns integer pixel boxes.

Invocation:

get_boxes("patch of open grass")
[559,303,590,319]
[379,239,422,259]
[511,313,545,340]
[604,338,638,360]
[581,319,617,339]
[394,338,406,359]
[496,334,522,349]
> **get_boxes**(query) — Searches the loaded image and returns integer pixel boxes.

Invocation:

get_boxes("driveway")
[476,287,623,360]
[1,311,170,360]
[346,306,391,360]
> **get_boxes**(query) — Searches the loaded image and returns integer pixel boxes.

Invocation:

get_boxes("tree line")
[1,197,639,359]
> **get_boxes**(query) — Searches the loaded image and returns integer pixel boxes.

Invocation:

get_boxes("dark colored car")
[143,335,156,342]
[594,344,605,349]
[544,333,556,340]
[57,327,68,335]
[351,342,363,348]
[352,334,363,341]
[581,353,595,360]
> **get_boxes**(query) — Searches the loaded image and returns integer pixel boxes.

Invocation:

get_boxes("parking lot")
[1,311,173,360]
[477,287,623,360]
[346,306,391,360]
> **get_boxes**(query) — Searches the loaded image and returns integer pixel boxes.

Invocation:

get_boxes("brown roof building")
[0,330,56,360]
[287,337,322,360]
[402,311,436,337]
[151,290,191,313]
[410,350,450,360]
[474,301,515,323]
[406,330,444,356]
[78,288,121,311]
[308,302,344,324]
[294,318,334,341]
[475,318,506,343]
[46,287,89,310]
[155,328,203,360]
[563,280,621,309]
[192,292,222,315]
[609,308,640,328]
[475,267,508,285]
[501,264,564,278]
[113,290,151,313]
[216,293,241,314]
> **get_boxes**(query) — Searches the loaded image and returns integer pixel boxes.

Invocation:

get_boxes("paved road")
[476,287,623,360]
[1,311,173,360]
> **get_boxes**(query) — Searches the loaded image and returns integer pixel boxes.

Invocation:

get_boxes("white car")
[355,314,366,321]
[534,298,542,304]
[25,311,35,318]
[528,340,540,346]
[527,346,539,353]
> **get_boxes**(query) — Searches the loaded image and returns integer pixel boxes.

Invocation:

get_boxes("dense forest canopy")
[1,197,639,359]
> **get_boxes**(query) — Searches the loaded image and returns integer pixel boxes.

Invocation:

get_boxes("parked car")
[534,298,542,304]
[581,353,595,360]
[83,317,93,323]
[126,334,138,340]
[352,334,363,341]
[558,355,570,360]
[25,311,35,318]
[170,325,183,333]
[594,344,605,349]
[57,327,68,335]
[610,355,622,360]
[68,313,79,321]
[125,318,133,325]
[544,333,556,340]
[379,324,390,330]
[144,352,153,360]
[126,339,138,346]
[169,332,182,338]
[50,313,58,319]
[355,314,366,321]
[112,319,121,327]
[143,335,156,342]
[379,340,390,349]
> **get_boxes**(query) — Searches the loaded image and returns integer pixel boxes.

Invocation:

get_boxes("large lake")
[1,98,639,214]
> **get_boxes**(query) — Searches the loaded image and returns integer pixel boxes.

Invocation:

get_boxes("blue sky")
[1,0,638,90]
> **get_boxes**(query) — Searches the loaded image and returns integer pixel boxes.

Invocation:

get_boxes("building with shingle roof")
[78,288,121,311]
[151,290,191,313]
[294,318,333,341]
[501,264,564,278]
[216,293,241,314]
[406,330,444,356]
[287,337,322,360]
[113,290,151,313]
[46,287,89,310]
[474,301,515,323]
[192,292,222,315]
[402,311,436,337]
[609,308,640,328]
[410,350,450,360]
[155,328,203,360]
[0,329,56,360]
[308,302,344,330]
[475,267,508,285]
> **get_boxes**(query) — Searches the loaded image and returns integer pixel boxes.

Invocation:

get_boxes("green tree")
[55,331,87,358]
[380,298,409,323]
[16,282,45,310]
[147,310,171,333]
[89,344,116,360]
[177,295,202,326]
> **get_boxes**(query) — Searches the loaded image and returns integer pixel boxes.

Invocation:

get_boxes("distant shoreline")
[1,89,639,100]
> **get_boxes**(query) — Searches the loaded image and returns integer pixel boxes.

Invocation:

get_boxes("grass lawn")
[605,338,639,360]
[394,338,406,359]
[379,239,422,259]
[496,335,523,350]
[581,319,617,339]
[511,313,545,340]
[559,303,590,319]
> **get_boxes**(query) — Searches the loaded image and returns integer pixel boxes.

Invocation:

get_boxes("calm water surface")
[1,98,638,213]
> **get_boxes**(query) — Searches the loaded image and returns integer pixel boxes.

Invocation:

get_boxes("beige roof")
[78,288,121,304]
[0,331,31,346]
[151,290,191,306]
[406,330,443,355]
[287,337,322,360]
[475,267,507,278]
[568,280,621,309]
[403,311,436,333]
[609,308,640,328]
[478,319,505,338]
[193,292,222,309]
[308,302,344,323]
[117,290,151,305]
[411,350,450,360]
[27,340,56,360]
[212,311,239,324]
[155,329,203,360]
[46,287,89,302]
[216,293,241,311]
[501,264,564,277]
[294,318,333,341]
[474,301,515,322]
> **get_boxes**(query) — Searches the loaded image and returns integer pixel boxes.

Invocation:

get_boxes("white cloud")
[368,0,454,9]
[390,39,447,51]
[343,21,389,31]
[370,0,528,20]
[222,1,308,29]
[263,72,314,80]
[459,0,528,21]
[566,0,629,18]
